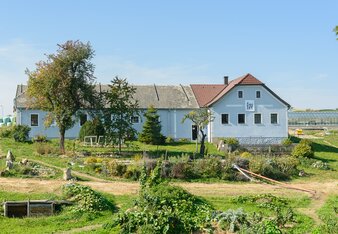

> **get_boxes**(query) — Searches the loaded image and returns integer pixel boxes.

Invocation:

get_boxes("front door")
[192,125,198,140]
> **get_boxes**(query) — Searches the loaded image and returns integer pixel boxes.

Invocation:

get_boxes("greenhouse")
[288,111,338,126]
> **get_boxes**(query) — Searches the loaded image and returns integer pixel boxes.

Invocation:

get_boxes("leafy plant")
[111,162,213,233]
[62,183,114,213]
[12,125,31,142]
[281,138,293,146]
[292,139,314,158]
[139,105,165,145]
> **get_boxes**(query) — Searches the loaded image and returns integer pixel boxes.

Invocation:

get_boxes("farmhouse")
[13,73,290,144]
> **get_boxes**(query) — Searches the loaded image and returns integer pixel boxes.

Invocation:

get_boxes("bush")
[35,143,59,155]
[194,157,223,178]
[12,125,31,142]
[223,137,239,152]
[78,118,105,141]
[62,183,114,213]
[292,139,314,158]
[33,135,47,143]
[165,136,174,144]
[123,164,141,180]
[282,138,293,146]
[0,126,13,138]
[106,160,127,176]
[240,151,253,158]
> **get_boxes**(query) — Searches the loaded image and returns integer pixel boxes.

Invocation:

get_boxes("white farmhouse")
[14,73,290,144]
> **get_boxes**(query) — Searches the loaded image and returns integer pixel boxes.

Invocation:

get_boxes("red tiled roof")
[190,73,290,108]
[190,84,226,107]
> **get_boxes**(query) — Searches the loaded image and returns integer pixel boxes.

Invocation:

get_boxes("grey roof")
[14,84,199,110]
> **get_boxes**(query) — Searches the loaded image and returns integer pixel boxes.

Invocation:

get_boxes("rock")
[6,150,15,162]
[63,168,72,180]
[21,158,29,165]
[6,160,13,170]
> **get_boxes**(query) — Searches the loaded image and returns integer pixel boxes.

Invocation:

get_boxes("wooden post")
[3,201,8,217]
[27,200,30,217]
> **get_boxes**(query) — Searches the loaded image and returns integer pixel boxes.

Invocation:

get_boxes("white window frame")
[238,90,243,99]
[238,113,246,124]
[271,113,279,124]
[131,116,140,124]
[254,113,262,124]
[256,90,261,98]
[30,113,39,127]
[221,113,229,124]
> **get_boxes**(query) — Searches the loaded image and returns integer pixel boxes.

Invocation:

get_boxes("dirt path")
[56,224,102,234]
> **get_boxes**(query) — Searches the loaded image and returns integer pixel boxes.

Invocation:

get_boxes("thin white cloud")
[94,55,211,85]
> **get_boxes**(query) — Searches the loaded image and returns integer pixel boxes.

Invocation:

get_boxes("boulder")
[6,150,15,162]
[63,168,72,180]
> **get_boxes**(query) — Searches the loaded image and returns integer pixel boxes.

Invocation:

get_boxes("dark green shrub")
[292,139,314,158]
[12,125,31,142]
[62,183,114,213]
[223,137,239,152]
[78,118,105,141]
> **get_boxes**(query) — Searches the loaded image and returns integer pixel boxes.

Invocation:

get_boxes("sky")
[0,0,337,116]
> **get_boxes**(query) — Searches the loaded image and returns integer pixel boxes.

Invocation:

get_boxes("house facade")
[14,73,290,144]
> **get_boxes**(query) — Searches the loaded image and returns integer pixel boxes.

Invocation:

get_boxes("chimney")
[224,76,228,85]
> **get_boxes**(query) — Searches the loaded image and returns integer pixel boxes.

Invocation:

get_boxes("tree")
[139,105,165,145]
[26,40,98,154]
[103,77,139,153]
[334,26,338,39]
[182,108,213,155]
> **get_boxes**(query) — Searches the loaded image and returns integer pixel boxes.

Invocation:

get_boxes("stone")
[6,150,15,162]
[63,168,72,180]
[21,158,29,165]
[6,160,13,170]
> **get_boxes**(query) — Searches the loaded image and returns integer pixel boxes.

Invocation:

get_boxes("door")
[192,125,198,140]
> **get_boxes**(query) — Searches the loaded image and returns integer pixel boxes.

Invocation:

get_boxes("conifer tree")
[139,105,165,145]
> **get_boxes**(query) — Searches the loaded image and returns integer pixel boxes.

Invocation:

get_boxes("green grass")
[0,190,135,234]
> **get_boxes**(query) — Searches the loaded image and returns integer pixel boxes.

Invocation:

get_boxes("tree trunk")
[199,130,206,155]
[59,127,66,154]
[118,131,122,154]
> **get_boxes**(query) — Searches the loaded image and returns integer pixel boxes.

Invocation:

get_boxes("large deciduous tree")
[103,77,139,153]
[182,109,213,155]
[26,40,98,154]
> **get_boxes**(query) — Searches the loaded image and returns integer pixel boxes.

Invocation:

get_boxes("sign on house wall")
[245,100,255,111]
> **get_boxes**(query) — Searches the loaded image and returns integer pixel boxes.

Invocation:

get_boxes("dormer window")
[238,90,243,98]
[256,91,261,98]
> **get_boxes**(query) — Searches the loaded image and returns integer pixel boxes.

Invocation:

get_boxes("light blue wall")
[17,108,195,140]
[17,109,87,139]
[209,85,288,144]
[131,109,195,140]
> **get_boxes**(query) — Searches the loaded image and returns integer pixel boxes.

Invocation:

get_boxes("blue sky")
[0,0,337,115]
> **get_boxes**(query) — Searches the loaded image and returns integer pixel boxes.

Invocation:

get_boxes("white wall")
[209,85,288,144]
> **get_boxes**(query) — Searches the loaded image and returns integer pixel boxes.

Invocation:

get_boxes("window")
[221,114,229,124]
[131,116,140,124]
[254,113,262,124]
[31,114,38,126]
[80,114,87,126]
[271,113,278,124]
[238,90,243,98]
[256,91,261,98]
[238,114,245,124]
